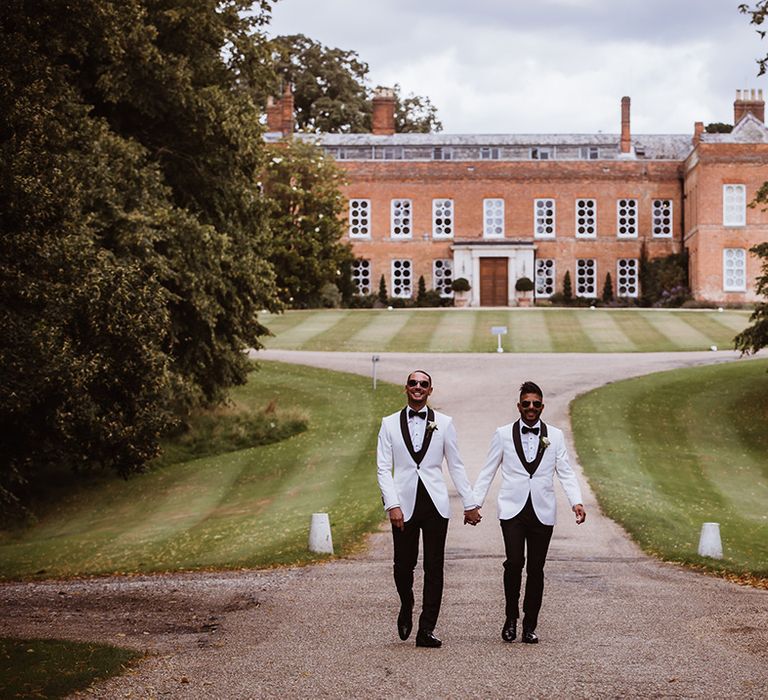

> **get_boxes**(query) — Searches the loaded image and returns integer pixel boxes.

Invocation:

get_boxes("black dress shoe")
[397,605,413,640]
[415,630,442,648]
[522,629,539,644]
[501,618,516,642]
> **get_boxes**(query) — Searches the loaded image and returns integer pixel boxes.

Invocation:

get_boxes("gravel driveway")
[1,350,766,699]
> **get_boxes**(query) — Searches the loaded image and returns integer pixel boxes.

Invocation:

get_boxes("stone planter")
[453,292,470,307]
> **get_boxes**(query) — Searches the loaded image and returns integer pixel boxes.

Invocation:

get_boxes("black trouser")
[392,478,449,633]
[499,496,554,632]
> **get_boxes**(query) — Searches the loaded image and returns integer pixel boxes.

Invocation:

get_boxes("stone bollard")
[697,522,723,559]
[308,512,334,554]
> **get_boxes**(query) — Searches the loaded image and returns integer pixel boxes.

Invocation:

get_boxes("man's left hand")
[573,504,586,524]
[464,507,482,526]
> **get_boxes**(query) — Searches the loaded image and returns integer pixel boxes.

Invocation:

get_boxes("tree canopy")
[734,243,768,354]
[271,34,443,133]
[740,2,768,74]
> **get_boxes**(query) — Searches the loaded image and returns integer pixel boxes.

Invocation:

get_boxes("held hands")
[573,504,586,525]
[463,507,482,526]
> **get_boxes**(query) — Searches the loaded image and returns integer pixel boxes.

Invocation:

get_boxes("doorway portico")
[451,241,536,307]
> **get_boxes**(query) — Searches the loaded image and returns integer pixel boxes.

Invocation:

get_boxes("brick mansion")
[266,87,768,306]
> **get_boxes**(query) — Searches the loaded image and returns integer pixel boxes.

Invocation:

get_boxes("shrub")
[515,276,534,292]
[562,271,573,302]
[451,277,471,292]
[602,272,614,302]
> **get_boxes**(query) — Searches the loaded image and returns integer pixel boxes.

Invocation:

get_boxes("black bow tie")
[521,425,539,435]
[409,409,427,420]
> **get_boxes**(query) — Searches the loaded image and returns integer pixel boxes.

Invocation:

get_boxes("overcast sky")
[266,0,768,135]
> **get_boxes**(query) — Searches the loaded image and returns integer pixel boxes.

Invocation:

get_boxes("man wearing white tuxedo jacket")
[377,370,481,648]
[473,380,586,644]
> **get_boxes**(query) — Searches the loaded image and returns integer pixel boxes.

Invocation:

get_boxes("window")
[390,199,412,238]
[391,260,413,298]
[576,259,597,297]
[616,199,638,238]
[349,199,370,237]
[576,199,597,237]
[432,199,454,237]
[433,259,454,297]
[580,146,599,160]
[483,199,504,237]
[534,199,556,237]
[723,249,747,291]
[723,185,746,226]
[375,146,404,160]
[616,258,639,298]
[652,199,672,237]
[433,147,452,160]
[535,259,556,297]
[352,260,372,295]
[481,146,500,160]
[531,147,552,160]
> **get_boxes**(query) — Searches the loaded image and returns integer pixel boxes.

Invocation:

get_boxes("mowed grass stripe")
[259,311,313,344]
[427,311,476,352]
[576,309,635,352]
[346,310,411,350]
[300,311,373,351]
[470,311,514,352]
[677,312,745,349]
[544,310,598,352]
[264,310,349,349]
[611,311,675,352]
[708,310,752,332]
[506,310,554,352]
[641,311,714,350]
[386,311,444,352]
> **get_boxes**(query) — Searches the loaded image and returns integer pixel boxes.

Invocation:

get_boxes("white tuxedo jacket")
[377,407,476,521]
[473,420,582,526]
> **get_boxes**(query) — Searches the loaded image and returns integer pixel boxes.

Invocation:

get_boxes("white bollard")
[697,522,723,559]
[308,513,334,554]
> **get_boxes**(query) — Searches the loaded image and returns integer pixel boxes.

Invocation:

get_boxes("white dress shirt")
[520,420,542,462]
[407,406,428,451]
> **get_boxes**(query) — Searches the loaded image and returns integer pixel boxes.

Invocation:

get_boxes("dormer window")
[433,146,453,160]
[481,146,500,160]
[580,146,599,160]
[531,147,552,160]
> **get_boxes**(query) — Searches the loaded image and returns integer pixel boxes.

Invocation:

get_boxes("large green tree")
[271,34,443,133]
[734,243,768,354]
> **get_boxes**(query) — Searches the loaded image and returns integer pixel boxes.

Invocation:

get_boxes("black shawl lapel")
[512,420,548,476]
[399,407,435,469]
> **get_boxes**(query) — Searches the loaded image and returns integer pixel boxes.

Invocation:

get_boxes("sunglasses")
[520,400,543,408]
[407,379,430,389]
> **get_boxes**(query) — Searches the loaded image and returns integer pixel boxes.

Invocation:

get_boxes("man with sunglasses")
[473,380,586,644]
[377,370,481,648]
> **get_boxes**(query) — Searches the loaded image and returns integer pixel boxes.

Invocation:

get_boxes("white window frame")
[575,259,598,298]
[351,259,372,295]
[433,259,454,297]
[348,199,371,238]
[481,146,500,160]
[433,146,452,160]
[575,199,597,238]
[723,184,746,227]
[723,248,747,292]
[391,259,413,298]
[616,258,639,298]
[652,199,673,238]
[531,147,553,160]
[535,259,556,298]
[390,199,413,239]
[432,199,454,238]
[534,199,556,238]
[616,198,638,238]
[483,198,505,238]
[580,146,599,160]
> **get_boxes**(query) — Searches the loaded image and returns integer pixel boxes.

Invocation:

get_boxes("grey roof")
[700,113,768,144]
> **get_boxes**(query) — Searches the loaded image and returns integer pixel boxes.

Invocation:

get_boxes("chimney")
[281,83,294,136]
[692,121,704,147]
[620,96,631,154]
[266,96,282,132]
[372,87,396,135]
[734,88,764,124]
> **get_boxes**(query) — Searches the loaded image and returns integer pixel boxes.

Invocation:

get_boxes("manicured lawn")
[571,358,768,581]
[260,308,751,353]
[0,638,141,699]
[0,362,403,579]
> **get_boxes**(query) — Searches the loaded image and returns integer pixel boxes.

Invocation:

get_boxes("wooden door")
[479,258,509,306]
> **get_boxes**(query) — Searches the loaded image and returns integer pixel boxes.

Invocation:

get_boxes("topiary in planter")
[451,277,471,293]
[515,276,534,292]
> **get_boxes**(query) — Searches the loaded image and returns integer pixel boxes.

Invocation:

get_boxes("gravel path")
[1,350,766,699]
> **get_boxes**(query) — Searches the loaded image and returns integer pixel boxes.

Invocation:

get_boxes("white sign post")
[371,354,380,390]
[491,326,508,353]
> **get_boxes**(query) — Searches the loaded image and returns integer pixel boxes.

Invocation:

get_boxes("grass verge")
[0,637,141,699]
[571,358,768,584]
[0,361,403,579]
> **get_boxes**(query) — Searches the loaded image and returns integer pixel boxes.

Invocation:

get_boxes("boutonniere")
[541,436,551,450]
[427,421,438,432]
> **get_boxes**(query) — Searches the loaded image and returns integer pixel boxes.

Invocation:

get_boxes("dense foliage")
[639,250,690,307]
[734,243,768,353]
[271,34,443,133]
[740,2,768,74]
